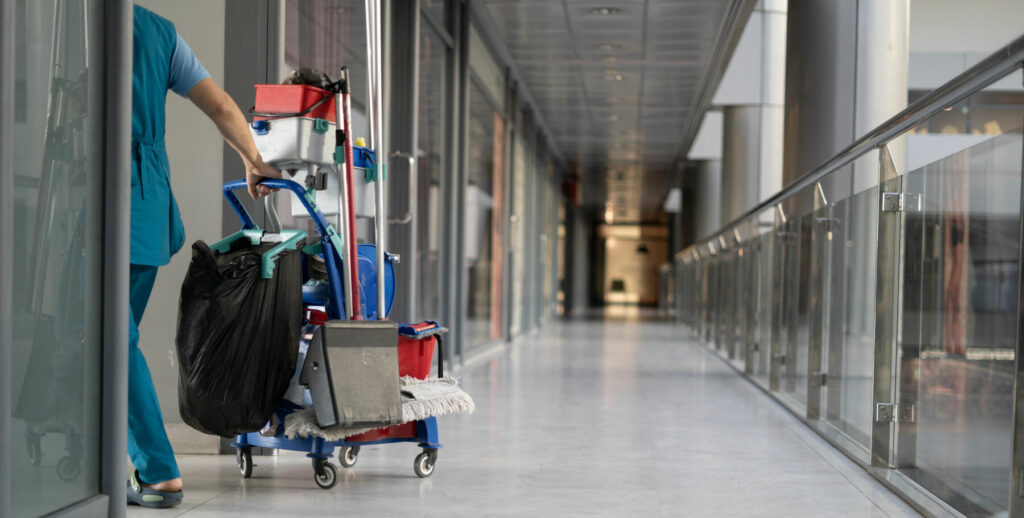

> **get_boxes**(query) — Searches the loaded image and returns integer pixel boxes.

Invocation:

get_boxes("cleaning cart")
[210,0,470,489]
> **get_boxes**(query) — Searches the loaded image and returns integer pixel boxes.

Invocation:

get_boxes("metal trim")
[0,0,14,513]
[676,36,1024,261]
[102,1,132,515]
[870,145,902,468]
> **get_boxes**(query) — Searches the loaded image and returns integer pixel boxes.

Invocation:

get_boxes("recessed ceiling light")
[602,56,617,63]
[590,7,620,15]
[604,74,623,81]
[596,43,620,51]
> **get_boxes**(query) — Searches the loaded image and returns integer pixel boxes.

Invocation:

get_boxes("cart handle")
[222,179,351,315]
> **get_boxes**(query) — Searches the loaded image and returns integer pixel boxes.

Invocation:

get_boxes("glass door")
[4,0,109,515]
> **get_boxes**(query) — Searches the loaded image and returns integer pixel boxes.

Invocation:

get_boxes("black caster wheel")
[338,446,360,468]
[312,459,337,489]
[236,448,253,478]
[413,450,437,478]
[57,456,81,482]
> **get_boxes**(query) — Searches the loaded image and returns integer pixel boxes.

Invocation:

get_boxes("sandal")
[126,470,183,508]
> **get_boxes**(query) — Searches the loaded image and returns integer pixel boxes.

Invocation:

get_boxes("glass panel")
[415,20,447,321]
[823,184,879,447]
[285,0,368,109]
[422,0,447,30]
[463,81,504,348]
[10,0,105,514]
[468,25,504,107]
[896,128,1023,515]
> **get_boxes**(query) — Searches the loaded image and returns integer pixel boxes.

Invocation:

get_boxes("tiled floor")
[129,315,921,517]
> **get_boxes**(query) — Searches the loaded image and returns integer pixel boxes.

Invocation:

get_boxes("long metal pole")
[103,0,132,515]
[365,0,387,319]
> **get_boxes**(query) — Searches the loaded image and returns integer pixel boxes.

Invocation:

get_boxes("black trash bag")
[176,239,303,437]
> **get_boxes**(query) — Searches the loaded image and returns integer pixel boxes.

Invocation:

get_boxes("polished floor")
[129,312,921,517]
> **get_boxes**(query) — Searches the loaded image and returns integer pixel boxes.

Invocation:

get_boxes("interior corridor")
[136,313,921,517]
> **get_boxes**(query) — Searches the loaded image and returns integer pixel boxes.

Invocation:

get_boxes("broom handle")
[339,69,362,320]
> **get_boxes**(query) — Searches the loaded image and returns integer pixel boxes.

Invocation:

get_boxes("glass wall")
[464,79,505,348]
[7,0,106,514]
[674,62,1024,516]
[415,8,450,322]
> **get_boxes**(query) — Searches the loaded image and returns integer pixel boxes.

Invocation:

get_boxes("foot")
[143,477,182,492]
[127,470,183,508]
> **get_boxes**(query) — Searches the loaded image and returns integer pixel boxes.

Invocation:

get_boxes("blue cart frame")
[220,179,442,489]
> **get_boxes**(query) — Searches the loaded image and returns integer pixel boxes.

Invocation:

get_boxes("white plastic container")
[286,161,377,219]
[250,116,335,167]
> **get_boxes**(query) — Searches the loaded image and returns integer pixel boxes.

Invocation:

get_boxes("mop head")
[284,376,474,441]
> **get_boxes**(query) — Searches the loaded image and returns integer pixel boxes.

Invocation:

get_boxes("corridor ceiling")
[477,0,754,219]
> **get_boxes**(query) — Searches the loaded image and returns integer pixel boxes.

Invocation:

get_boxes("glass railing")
[672,35,1024,518]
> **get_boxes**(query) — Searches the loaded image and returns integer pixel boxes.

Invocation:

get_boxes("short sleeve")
[168,33,211,96]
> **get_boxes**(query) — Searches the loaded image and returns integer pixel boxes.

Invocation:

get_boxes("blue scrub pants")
[127,264,181,484]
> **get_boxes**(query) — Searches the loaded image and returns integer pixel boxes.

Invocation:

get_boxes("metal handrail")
[676,33,1024,260]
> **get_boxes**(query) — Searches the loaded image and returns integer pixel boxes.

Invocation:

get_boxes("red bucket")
[253,84,336,122]
[397,335,436,380]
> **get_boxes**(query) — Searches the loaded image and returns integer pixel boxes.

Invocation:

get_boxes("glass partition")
[463,80,505,348]
[9,0,106,514]
[673,55,1023,516]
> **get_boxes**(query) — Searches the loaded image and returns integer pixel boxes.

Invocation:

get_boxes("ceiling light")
[603,74,623,81]
[596,43,621,51]
[590,7,620,15]
[602,56,617,63]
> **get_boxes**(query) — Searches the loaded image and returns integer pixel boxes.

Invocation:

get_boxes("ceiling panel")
[482,0,750,218]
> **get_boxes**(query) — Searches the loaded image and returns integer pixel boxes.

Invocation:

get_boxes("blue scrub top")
[131,6,210,266]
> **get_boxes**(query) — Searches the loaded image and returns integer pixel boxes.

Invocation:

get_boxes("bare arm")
[186,77,280,200]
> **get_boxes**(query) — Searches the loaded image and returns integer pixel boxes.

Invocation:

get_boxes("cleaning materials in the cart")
[176,239,303,437]
[300,320,403,428]
[284,376,475,441]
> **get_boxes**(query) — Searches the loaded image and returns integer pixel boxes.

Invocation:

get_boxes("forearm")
[208,100,263,167]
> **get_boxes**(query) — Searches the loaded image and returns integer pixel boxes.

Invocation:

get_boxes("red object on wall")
[253,84,336,122]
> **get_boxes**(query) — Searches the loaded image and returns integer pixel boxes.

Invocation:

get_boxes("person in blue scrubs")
[127,6,280,508]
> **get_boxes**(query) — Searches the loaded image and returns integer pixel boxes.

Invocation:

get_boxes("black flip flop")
[126,470,183,508]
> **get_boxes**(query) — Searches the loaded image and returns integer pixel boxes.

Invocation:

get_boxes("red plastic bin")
[397,334,436,379]
[253,84,336,122]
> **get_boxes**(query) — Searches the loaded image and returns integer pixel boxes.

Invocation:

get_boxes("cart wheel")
[414,451,437,478]
[338,446,359,468]
[236,448,253,478]
[57,456,81,482]
[312,460,337,490]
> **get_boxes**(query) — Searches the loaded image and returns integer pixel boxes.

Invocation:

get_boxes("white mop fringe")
[284,376,474,442]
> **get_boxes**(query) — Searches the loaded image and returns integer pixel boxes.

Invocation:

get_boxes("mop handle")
[338,68,362,320]
[364,0,387,320]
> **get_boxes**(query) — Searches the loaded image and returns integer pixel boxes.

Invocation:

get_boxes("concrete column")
[713,1,786,225]
[783,0,908,189]
[696,160,722,240]
[721,107,760,224]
